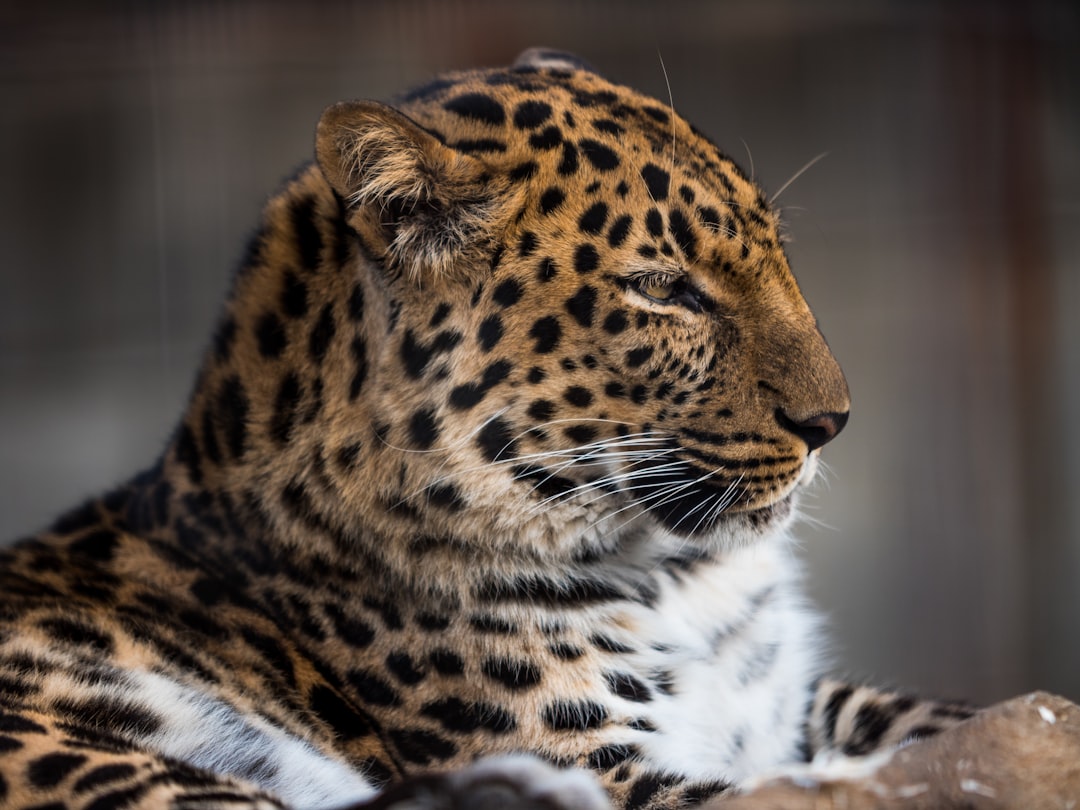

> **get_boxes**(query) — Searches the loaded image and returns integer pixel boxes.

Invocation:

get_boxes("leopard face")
[196,49,848,585]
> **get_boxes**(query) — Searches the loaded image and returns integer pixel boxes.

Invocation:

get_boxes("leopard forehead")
[395,63,778,255]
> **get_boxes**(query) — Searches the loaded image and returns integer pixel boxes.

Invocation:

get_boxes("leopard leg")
[0,649,376,810]
[0,705,290,810]
[807,678,977,758]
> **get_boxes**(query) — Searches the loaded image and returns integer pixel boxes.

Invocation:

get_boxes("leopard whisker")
[611,460,738,540]
[684,491,726,538]
[638,464,723,518]
[487,427,669,476]
[741,138,756,181]
[657,49,676,186]
[523,455,689,515]
[699,218,753,255]
[701,475,745,527]
[499,434,670,482]
[578,461,698,523]
[585,462,714,537]
[420,440,660,496]
[570,457,692,511]
[514,443,683,509]
[404,430,670,505]
[769,152,828,205]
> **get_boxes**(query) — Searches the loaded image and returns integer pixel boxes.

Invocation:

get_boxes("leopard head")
[187,50,849,579]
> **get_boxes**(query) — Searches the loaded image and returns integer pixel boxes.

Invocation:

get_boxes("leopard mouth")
[621,465,792,537]
[618,449,808,538]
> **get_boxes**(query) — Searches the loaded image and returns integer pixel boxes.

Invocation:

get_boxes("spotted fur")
[0,49,974,810]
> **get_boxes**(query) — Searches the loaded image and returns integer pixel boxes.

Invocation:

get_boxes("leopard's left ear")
[316,100,510,280]
[512,47,596,73]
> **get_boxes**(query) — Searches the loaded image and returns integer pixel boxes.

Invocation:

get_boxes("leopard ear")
[512,47,595,73]
[316,100,506,280]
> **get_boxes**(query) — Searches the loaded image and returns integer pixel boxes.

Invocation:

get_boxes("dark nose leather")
[775,408,849,452]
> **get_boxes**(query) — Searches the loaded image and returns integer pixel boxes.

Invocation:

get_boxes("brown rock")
[712,692,1080,809]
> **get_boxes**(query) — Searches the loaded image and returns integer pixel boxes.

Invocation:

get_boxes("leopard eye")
[628,274,705,313]
[637,279,677,302]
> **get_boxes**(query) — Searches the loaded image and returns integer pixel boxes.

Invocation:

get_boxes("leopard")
[0,48,976,810]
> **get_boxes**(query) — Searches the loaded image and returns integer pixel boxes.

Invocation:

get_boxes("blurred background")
[1,0,1077,705]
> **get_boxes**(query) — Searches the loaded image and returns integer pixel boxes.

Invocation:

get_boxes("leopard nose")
[775,408,849,452]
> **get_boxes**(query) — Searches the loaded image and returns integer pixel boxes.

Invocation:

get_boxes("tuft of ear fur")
[316,101,508,280]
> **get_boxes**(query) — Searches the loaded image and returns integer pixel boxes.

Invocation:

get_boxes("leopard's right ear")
[316,101,450,212]
[316,100,507,280]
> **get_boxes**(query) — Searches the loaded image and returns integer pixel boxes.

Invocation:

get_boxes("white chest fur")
[587,533,823,784]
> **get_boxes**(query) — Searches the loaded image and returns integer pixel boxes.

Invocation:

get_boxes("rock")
[712,692,1080,809]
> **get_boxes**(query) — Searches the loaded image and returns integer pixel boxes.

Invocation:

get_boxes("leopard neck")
[126,166,587,601]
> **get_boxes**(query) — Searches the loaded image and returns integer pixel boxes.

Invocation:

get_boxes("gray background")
[2,1,1077,705]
